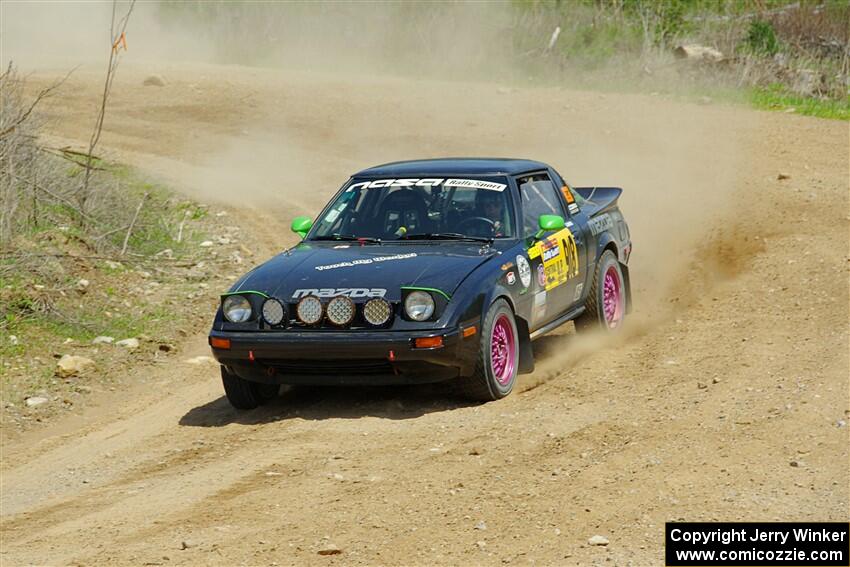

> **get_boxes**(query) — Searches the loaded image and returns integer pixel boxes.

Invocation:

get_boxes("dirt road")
[1,63,847,566]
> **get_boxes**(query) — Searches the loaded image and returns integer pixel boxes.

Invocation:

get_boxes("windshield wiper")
[402,232,493,243]
[312,234,382,244]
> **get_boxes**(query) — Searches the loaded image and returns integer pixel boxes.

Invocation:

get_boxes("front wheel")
[221,366,279,409]
[574,250,627,333]
[456,299,519,401]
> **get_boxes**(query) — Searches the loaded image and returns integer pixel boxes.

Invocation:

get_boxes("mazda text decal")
[347,178,506,192]
[293,288,387,299]
[314,253,417,271]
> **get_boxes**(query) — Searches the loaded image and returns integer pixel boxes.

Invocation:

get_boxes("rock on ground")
[143,74,166,87]
[317,543,342,556]
[588,535,610,546]
[184,356,216,365]
[56,355,95,378]
[673,44,723,63]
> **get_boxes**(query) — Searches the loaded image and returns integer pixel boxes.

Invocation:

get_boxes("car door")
[517,172,579,327]
[549,168,592,308]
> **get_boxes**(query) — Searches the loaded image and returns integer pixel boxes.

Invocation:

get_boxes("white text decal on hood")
[314,253,418,271]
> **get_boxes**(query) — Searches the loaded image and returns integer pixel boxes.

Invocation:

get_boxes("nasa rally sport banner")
[666,522,849,566]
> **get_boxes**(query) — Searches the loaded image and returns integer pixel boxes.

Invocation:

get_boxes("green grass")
[0,271,181,387]
[1,273,178,338]
[509,2,849,122]
[0,159,211,394]
[750,85,850,120]
[104,163,208,255]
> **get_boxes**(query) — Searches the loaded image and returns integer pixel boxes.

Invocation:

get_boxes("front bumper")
[209,327,477,385]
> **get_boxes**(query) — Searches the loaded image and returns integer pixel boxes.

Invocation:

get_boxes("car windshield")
[309,177,516,241]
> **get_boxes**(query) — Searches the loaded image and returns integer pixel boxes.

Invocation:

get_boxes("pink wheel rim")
[603,266,624,329]
[491,314,515,386]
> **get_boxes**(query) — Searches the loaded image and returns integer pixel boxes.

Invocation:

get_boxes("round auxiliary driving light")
[363,298,392,326]
[223,294,252,323]
[261,298,285,326]
[404,291,435,321]
[296,296,323,325]
[326,296,356,326]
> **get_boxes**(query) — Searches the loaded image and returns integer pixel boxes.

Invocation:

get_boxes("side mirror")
[535,214,565,238]
[290,216,313,239]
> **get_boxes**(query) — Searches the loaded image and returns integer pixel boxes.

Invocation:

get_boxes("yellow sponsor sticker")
[529,227,580,290]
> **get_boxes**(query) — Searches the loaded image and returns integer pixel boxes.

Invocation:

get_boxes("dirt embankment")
[0,63,847,566]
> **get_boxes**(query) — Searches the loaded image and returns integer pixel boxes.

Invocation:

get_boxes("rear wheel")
[456,299,518,401]
[575,250,626,332]
[221,366,279,409]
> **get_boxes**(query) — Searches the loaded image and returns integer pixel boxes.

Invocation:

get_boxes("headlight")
[404,291,435,321]
[223,295,252,323]
[296,295,323,325]
[261,298,285,326]
[326,296,355,326]
[363,298,392,326]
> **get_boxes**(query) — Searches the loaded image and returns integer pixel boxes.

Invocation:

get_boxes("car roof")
[353,158,551,177]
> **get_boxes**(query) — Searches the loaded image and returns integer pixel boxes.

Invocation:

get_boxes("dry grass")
[1,65,210,255]
[156,2,847,109]
[0,63,228,430]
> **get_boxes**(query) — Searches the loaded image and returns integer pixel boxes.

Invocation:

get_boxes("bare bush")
[78,0,136,220]
[0,64,190,259]
[0,64,67,245]
[770,2,849,60]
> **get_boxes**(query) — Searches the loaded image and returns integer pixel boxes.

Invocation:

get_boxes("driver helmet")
[476,190,502,220]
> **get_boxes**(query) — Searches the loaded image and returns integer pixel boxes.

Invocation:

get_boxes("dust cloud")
[1,1,513,77]
[3,1,756,343]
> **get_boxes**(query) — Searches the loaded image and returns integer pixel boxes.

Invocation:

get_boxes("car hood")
[230,242,498,301]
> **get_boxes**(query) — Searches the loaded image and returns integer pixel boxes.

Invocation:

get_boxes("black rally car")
[209,158,632,408]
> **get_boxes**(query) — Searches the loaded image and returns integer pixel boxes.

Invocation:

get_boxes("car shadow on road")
[179,383,477,427]
[180,330,576,428]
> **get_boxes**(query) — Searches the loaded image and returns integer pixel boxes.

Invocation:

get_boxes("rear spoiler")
[573,187,622,217]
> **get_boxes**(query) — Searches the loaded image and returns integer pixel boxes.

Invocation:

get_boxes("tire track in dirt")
[2,63,846,566]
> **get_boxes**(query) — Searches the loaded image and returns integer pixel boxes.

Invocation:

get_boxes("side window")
[550,169,584,212]
[518,173,566,239]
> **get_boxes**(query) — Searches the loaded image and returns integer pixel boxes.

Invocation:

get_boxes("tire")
[574,250,627,333]
[221,366,279,410]
[456,299,519,401]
